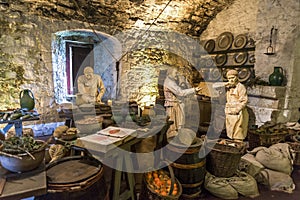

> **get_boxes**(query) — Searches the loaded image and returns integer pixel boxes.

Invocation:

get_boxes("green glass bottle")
[20,89,35,110]
[269,66,284,86]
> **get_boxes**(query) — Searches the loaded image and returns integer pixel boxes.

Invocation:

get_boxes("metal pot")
[0,140,46,173]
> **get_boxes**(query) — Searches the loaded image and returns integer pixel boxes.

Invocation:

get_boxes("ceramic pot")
[20,89,35,110]
[269,66,284,86]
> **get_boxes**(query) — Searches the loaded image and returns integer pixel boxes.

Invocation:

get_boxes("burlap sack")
[259,168,295,193]
[255,144,293,175]
[228,171,260,198]
[239,153,265,179]
[204,171,259,199]
[204,172,238,199]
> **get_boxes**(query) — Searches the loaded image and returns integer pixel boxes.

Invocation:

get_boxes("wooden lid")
[47,157,101,184]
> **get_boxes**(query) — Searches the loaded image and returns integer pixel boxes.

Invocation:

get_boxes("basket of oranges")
[140,163,182,200]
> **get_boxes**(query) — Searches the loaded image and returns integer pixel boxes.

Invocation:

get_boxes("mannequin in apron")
[225,69,249,140]
[163,68,201,139]
[77,66,106,105]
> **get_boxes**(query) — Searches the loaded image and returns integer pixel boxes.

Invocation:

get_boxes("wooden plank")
[47,160,99,184]
[0,165,46,200]
[0,178,6,195]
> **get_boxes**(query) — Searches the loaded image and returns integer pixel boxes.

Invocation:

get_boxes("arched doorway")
[52,29,121,104]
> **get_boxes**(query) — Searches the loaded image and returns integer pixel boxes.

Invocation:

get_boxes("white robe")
[163,77,194,138]
[225,83,249,140]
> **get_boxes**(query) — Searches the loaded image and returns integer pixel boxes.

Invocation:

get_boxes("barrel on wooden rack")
[164,137,206,199]
[35,155,108,200]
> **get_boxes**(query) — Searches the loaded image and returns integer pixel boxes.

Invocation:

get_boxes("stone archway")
[52,29,122,104]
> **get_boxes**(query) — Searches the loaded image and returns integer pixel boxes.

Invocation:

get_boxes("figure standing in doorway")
[225,69,249,140]
[76,66,106,105]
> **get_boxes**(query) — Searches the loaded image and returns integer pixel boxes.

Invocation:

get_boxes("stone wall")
[255,0,300,122]
[0,13,91,124]
[0,0,299,128]
[201,0,300,124]
[201,0,258,39]
[0,0,233,125]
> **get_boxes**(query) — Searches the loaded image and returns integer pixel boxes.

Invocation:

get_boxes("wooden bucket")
[36,155,108,200]
[164,137,206,199]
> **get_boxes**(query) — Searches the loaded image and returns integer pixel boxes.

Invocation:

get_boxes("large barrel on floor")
[164,137,206,199]
[36,156,108,200]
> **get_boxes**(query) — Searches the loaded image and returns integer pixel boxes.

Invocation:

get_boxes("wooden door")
[66,42,94,95]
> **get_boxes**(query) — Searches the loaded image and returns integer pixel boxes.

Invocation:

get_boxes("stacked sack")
[239,143,295,193]
[204,139,260,199]
[204,171,259,199]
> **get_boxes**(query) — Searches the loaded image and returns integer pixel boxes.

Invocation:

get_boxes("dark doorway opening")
[66,42,94,95]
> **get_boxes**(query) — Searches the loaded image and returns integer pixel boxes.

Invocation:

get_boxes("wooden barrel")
[36,156,108,200]
[164,137,206,199]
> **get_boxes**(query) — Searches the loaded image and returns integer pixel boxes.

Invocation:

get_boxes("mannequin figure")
[225,69,249,140]
[163,68,201,138]
[76,66,105,105]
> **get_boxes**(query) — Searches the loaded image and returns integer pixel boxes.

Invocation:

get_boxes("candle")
[107,100,112,106]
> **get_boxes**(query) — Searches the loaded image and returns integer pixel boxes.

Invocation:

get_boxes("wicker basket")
[75,122,102,135]
[248,130,287,150]
[140,164,182,200]
[287,142,300,166]
[61,132,78,141]
[206,139,246,178]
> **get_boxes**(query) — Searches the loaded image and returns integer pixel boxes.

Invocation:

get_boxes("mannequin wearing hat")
[225,69,249,140]
[76,66,106,105]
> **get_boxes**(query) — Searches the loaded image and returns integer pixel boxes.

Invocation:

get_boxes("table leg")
[0,124,14,135]
[111,157,123,200]
[124,153,136,200]
[14,121,23,137]
[110,154,136,200]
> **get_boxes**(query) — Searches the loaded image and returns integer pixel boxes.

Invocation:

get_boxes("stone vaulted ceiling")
[0,0,235,36]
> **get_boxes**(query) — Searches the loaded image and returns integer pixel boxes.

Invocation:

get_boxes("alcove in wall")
[52,29,122,104]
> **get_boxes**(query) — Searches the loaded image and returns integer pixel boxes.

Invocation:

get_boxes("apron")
[226,107,248,140]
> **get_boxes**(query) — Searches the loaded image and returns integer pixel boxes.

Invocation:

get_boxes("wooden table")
[75,121,171,200]
[0,116,39,137]
[58,104,112,127]
[0,164,46,200]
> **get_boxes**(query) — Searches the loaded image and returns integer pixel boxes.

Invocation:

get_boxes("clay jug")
[20,89,35,110]
[269,66,284,86]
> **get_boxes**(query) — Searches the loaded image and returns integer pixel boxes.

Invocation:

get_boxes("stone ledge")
[247,85,286,99]
[248,96,283,109]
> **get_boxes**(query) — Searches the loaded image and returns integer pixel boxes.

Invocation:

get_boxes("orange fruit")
[167,179,171,185]
[161,191,167,196]
[172,189,178,196]
[154,177,160,182]
[147,173,152,179]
